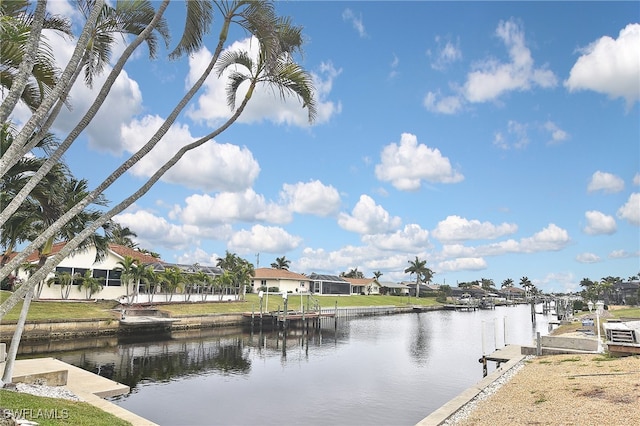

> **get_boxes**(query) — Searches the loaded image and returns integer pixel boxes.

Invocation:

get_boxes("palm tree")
[520,276,532,299]
[108,222,138,248]
[371,270,382,295]
[161,266,183,302]
[405,256,431,298]
[341,268,364,279]
[0,0,72,116]
[115,255,139,304]
[46,270,75,299]
[0,0,315,333]
[270,256,291,270]
[78,269,103,299]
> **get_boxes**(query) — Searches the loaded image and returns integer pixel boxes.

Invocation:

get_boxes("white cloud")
[121,115,260,192]
[440,223,570,261]
[519,224,571,252]
[576,252,601,264]
[280,180,341,217]
[114,210,194,251]
[633,173,640,186]
[432,215,518,242]
[362,224,430,252]
[375,133,464,190]
[493,120,529,150]
[342,9,367,38]
[543,121,569,145]
[437,258,487,272]
[617,193,640,225]
[464,19,557,103]
[587,171,624,193]
[172,190,292,226]
[338,195,402,234]
[424,91,464,115]
[565,23,640,108]
[228,225,302,255]
[47,28,142,155]
[185,39,339,127]
[583,210,617,235]
[430,37,462,71]
[608,249,639,259]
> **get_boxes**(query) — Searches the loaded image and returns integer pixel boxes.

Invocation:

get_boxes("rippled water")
[22,304,553,425]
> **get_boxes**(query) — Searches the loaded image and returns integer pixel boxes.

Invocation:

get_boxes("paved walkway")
[416,345,526,426]
[1,357,156,426]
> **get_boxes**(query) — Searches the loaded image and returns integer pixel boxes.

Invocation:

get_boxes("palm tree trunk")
[0,0,47,123]
[1,287,33,386]
[0,0,104,178]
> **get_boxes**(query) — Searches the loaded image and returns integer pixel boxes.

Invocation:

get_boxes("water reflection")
[16,305,554,425]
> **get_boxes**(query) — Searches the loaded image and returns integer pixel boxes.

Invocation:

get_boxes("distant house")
[613,281,639,305]
[252,268,310,294]
[451,285,488,299]
[342,277,380,295]
[499,286,526,300]
[403,281,438,297]
[309,273,351,295]
[379,281,409,296]
[16,242,163,301]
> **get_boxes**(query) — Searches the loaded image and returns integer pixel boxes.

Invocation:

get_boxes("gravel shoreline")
[443,356,533,425]
[448,353,640,426]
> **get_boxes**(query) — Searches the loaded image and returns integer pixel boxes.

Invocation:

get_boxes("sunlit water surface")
[21,304,553,425]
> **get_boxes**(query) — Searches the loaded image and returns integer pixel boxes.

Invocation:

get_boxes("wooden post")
[536,332,541,356]
[531,301,536,324]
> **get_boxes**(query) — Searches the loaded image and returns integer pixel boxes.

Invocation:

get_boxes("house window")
[93,269,108,284]
[73,268,88,285]
[108,269,122,286]
[53,267,73,284]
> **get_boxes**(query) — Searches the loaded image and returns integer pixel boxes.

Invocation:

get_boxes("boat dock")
[416,345,526,426]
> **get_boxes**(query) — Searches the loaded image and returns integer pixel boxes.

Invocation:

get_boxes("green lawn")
[1,290,438,320]
[0,389,131,426]
[609,306,640,319]
[158,293,438,316]
[0,291,118,322]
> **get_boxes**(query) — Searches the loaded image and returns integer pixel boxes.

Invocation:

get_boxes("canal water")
[19,304,554,425]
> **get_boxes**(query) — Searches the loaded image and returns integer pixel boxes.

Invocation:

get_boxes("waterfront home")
[342,277,380,295]
[612,280,639,305]
[379,281,410,296]
[15,242,163,300]
[308,273,351,295]
[252,268,310,294]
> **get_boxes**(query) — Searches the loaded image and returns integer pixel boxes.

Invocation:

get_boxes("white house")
[15,243,162,301]
[342,277,380,295]
[252,268,310,294]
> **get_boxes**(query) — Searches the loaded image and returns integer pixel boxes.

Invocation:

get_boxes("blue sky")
[16,1,640,293]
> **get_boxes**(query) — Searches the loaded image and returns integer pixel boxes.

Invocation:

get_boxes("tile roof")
[342,277,375,285]
[15,242,164,264]
[253,268,308,280]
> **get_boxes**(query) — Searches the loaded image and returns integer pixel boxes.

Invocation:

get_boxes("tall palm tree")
[520,276,532,299]
[405,256,430,298]
[108,222,138,248]
[270,256,290,270]
[0,0,315,336]
[0,0,72,116]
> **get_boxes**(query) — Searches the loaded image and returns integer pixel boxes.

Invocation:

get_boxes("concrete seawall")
[0,312,253,342]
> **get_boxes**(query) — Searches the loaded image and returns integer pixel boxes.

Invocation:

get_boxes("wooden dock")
[442,303,479,311]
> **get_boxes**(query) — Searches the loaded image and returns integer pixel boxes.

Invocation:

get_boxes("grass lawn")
[1,290,439,320]
[609,306,640,318]
[0,389,131,426]
[158,293,439,316]
[0,291,119,322]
